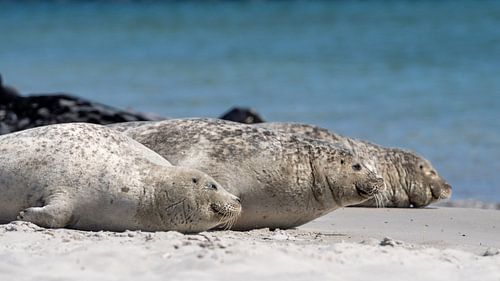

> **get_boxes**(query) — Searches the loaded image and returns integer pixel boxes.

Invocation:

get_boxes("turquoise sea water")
[1,1,499,202]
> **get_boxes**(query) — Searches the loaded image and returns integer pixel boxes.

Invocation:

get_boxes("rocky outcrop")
[1,75,265,135]
[0,75,163,135]
[219,107,264,124]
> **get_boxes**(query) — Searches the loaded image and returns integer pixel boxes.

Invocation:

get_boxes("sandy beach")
[1,1,499,280]
[1,207,498,281]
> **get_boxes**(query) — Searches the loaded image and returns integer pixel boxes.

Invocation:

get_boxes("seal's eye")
[352,164,362,171]
[192,178,198,184]
[206,183,218,191]
[419,165,424,170]
[341,159,345,165]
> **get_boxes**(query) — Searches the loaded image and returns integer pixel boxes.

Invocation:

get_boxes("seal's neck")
[134,167,172,231]
[306,146,343,211]
[379,149,414,201]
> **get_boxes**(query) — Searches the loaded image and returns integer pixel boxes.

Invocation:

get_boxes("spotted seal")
[0,123,241,232]
[257,122,452,207]
[109,118,384,230]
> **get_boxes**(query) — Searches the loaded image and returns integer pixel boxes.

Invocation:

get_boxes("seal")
[257,122,452,207]
[0,123,241,233]
[109,118,385,230]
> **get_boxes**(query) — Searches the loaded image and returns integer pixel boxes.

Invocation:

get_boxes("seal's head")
[150,167,241,233]
[398,151,452,207]
[312,146,385,209]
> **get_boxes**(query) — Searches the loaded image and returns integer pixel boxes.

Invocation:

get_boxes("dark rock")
[0,75,165,135]
[1,75,266,135]
[0,74,21,104]
[219,107,265,124]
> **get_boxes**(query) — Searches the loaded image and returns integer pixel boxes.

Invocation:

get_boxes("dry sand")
[1,207,499,281]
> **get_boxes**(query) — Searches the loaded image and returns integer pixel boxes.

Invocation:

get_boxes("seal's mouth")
[210,201,242,230]
[431,182,452,200]
[355,177,384,199]
[210,203,226,216]
[210,202,241,218]
[431,189,440,200]
[355,184,376,198]
[440,183,452,199]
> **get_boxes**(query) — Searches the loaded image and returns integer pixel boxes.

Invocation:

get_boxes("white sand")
[1,207,499,281]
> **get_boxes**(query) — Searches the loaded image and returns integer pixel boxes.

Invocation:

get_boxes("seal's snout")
[441,184,452,199]
[356,176,385,198]
[228,194,242,208]
[210,203,225,216]
[433,182,452,200]
[444,182,452,191]
[356,184,376,198]
[210,196,242,230]
[211,189,242,218]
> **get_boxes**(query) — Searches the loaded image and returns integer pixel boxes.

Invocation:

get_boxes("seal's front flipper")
[17,192,73,228]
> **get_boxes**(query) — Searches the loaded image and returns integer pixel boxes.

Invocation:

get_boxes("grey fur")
[109,118,384,230]
[0,123,241,232]
[257,122,452,207]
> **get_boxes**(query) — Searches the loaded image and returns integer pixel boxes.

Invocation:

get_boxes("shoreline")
[1,207,499,281]
[434,199,500,210]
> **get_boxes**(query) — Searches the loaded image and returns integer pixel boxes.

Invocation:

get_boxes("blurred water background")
[1,1,499,203]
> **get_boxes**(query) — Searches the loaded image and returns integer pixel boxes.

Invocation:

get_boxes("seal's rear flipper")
[17,193,73,228]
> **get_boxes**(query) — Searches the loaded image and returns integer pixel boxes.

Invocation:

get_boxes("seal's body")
[110,118,384,230]
[0,123,241,232]
[257,122,452,207]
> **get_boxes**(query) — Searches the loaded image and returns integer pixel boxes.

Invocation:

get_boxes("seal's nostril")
[235,197,241,203]
[352,164,362,171]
